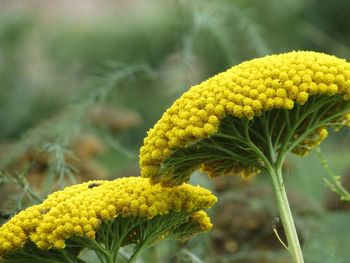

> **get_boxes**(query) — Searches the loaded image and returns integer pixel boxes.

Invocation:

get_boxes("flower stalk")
[267,164,304,263]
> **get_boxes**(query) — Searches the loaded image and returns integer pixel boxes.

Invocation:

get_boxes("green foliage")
[316,147,350,201]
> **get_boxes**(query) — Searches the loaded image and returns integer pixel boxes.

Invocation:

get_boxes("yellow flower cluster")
[292,128,328,156]
[200,162,260,179]
[190,211,213,232]
[0,177,216,256]
[0,205,44,257]
[140,51,350,180]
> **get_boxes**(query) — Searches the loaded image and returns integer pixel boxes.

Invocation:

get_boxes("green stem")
[267,164,304,263]
[128,244,147,263]
[106,254,114,263]
[59,250,75,263]
[90,239,114,263]
[111,227,132,263]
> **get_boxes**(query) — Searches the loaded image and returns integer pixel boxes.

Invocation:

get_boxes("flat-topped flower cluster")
[0,177,216,257]
[140,51,350,182]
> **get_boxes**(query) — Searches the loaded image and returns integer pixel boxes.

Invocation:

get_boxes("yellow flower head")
[0,177,216,256]
[190,211,213,232]
[140,51,350,185]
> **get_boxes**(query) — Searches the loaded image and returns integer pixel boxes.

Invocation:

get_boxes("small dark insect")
[40,208,50,214]
[88,183,100,189]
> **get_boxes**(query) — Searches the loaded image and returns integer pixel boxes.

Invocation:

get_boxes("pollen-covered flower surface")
[140,51,350,184]
[0,177,216,256]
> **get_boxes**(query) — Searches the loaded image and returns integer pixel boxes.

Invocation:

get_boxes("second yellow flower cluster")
[0,177,217,256]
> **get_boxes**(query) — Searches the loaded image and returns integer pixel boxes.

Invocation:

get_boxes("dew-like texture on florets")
[140,51,350,181]
[0,177,216,255]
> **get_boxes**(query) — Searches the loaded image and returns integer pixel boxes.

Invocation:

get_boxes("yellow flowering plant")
[140,51,350,263]
[0,177,217,263]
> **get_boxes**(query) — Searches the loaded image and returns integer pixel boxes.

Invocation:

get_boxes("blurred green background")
[0,0,349,262]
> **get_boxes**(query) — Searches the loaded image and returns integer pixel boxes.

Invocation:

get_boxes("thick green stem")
[106,253,114,263]
[267,164,304,263]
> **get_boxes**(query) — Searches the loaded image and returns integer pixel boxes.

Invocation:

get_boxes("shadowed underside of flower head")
[0,177,216,260]
[140,51,350,186]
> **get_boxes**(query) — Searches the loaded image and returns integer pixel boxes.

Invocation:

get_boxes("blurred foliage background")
[0,0,349,262]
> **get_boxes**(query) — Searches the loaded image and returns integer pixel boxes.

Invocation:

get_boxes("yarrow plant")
[0,177,217,263]
[140,51,350,263]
